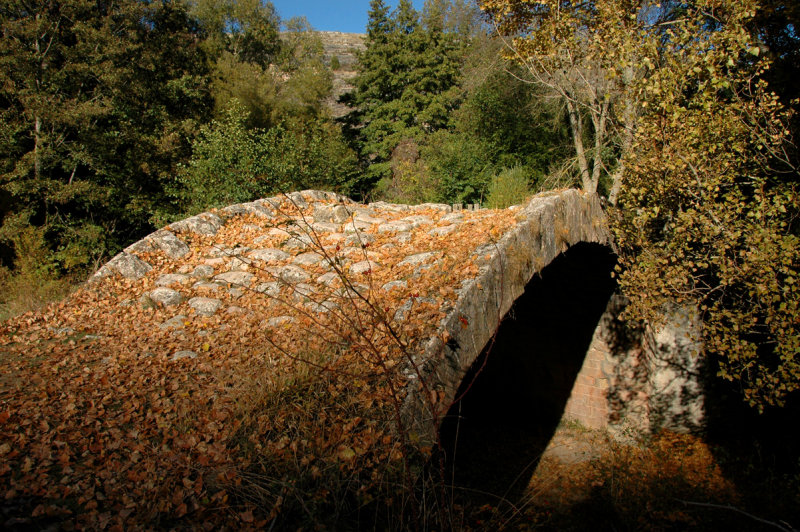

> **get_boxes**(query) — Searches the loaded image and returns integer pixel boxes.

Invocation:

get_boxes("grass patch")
[0,268,77,321]
[486,166,532,209]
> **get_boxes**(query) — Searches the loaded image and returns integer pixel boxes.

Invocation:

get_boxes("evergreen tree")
[366,0,393,44]
[352,0,398,183]
[352,0,465,186]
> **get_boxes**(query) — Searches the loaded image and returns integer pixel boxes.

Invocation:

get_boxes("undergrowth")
[486,166,532,209]
[0,267,77,321]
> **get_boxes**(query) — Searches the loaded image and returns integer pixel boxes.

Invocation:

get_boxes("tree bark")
[34,115,42,180]
[590,98,609,194]
[608,66,638,206]
[565,97,594,193]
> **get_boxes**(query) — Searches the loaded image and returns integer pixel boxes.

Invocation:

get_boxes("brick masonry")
[563,297,704,434]
[563,334,612,430]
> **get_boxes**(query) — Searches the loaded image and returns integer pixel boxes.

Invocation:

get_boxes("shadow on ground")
[704,378,800,529]
[437,242,617,507]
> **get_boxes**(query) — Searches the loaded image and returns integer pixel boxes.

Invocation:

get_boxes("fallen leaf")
[337,446,356,461]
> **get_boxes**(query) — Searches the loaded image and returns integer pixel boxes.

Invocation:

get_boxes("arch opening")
[437,242,618,504]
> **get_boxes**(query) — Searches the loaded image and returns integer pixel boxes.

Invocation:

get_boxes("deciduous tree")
[178,100,359,212]
[612,1,799,409]
[0,0,211,275]
[190,0,281,69]
[481,0,800,408]
[480,0,647,199]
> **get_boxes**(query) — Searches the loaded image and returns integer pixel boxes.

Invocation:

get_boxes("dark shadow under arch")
[437,242,618,505]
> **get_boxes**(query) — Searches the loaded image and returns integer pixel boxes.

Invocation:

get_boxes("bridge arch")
[401,189,614,443]
[437,242,617,500]
[403,189,703,460]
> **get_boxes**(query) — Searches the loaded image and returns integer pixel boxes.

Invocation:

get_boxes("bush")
[486,166,531,209]
[0,267,75,321]
[375,139,440,204]
[422,130,493,205]
[176,100,360,213]
[0,226,77,320]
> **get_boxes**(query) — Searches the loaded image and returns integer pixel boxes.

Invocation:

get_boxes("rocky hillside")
[318,32,365,118]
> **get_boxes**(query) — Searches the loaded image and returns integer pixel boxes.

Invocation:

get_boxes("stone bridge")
[85,188,699,445]
[1,188,705,516]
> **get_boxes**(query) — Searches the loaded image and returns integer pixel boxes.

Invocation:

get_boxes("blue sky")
[270,1,426,33]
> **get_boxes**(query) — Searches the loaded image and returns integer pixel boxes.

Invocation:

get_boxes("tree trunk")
[608,67,638,206]
[34,115,42,180]
[589,99,609,195]
[565,97,594,193]
[608,120,633,206]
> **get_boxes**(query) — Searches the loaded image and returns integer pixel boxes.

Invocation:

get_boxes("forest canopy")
[0,0,356,305]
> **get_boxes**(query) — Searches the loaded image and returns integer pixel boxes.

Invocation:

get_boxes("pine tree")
[352,0,464,185]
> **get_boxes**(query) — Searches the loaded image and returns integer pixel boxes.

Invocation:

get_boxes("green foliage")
[421,130,492,204]
[375,139,439,204]
[274,18,333,121]
[190,0,281,69]
[0,0,346,294]
[351,1,568,204]
[412,35,570,205]
[453,63,570,175]
[330,55,341,71]
[486,166,531,209]
[176,102,271,211]
[202,9,332,130]
[0,225,78,319]
[606,2,800,409]
[209,52,280,129]
[177,101,359,213]
[352,0,466,186]
[0,0,212,280]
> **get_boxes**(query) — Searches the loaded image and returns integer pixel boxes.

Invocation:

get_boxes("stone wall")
[564,297,705,434]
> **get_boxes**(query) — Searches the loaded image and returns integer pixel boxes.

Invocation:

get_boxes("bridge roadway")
[0,188,706,523]
[90,188,616,442]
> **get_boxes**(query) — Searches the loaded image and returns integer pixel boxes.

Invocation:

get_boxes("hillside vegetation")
[1,0,799,529]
